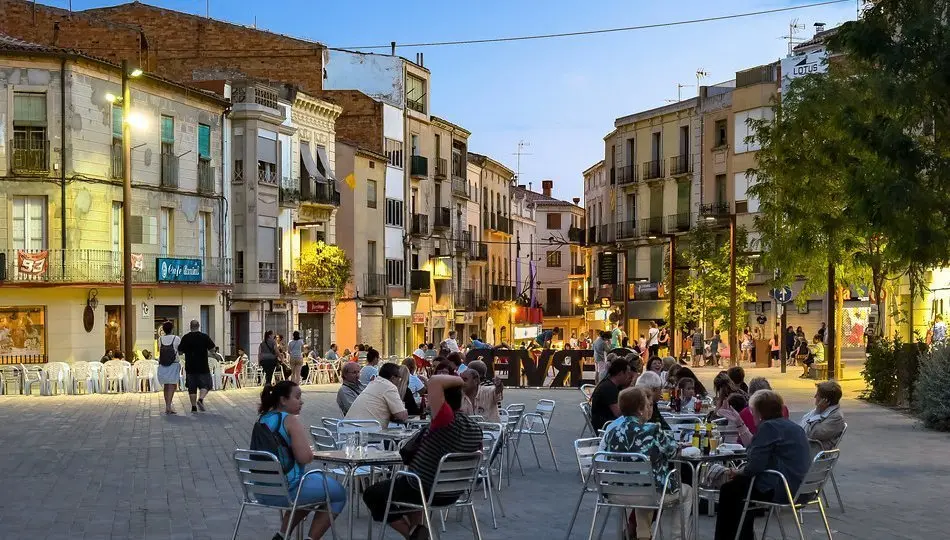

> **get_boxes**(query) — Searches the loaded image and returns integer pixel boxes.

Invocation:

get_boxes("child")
[677,377,697,412]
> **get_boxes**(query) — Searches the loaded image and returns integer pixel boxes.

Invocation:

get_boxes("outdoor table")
[368,427,420,443]
[312,448,403,539]
[674,448,747,540]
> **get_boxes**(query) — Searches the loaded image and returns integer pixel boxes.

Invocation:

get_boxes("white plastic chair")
[44,362,71,395]
[230,449,338,540]
[513,399,559,471]
[377,452,484,540]
[564,437,605,539]
[208,357,223,390]
[102,361,128,393]
[86,362,103,393]
[0,365,23,395]
[586,451,687,540]
[70,362,97,394]
[20,364,45,395]
[734,450,840,540]
[133,360,159,392]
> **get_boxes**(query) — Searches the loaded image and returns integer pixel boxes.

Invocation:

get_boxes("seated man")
[459,360,503,422]
[715,390,811,540]
[362,374,483,539]
[802,335,824,378]
[600,387,692,540]
[634,371,671,431]
[359,348,381,386]
[336,361,363,415]
[800,380,845,452]
[346,363,408,427]
[589,357,634,432]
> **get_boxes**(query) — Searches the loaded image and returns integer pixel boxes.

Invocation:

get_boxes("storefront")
[388,299,412,357]
[298,300,332,357]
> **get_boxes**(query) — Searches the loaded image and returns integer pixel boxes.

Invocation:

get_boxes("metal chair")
[580,383,595,401]
[377,451,484,540]
[578,402,595,437]
[309,426,339,451]
[810,423,848,513]
[476,422,506,529]
[734,449,840,540]
[230,449,338,540]
[500,404,527,484]
[0,365,22,395]
[586,451,687,540]
[513,399,559,471]
[564,437,604,539]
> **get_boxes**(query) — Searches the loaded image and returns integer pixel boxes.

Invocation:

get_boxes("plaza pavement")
[0,354,947,539]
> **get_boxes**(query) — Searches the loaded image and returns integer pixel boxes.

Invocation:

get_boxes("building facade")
[0,37,230,364]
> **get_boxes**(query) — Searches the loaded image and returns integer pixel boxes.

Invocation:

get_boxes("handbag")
[399,426,429,464]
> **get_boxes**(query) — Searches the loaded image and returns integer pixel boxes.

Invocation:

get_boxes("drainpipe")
[60,58,67,273]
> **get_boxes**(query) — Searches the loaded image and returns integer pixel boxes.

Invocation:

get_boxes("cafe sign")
[156,257,202,283]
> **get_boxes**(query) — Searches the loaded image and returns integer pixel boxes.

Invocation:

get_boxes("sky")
[47,0,858,201]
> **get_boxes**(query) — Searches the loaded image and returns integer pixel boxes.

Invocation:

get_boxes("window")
[406,74,426,113]
[384,138,403,168]
[734,172,760,212]
[367,179,378,209]
[12,196,46,250]
[715,174,727,205]
[625,138,635,166]
[198,212,209,258]
[387,259,405,286]
[411,253,420,270]
[714,119,728,147]
[650,245,665,282]
[236,251,245,283]
[161,115,174,152]
[12,92,48,172]
[546,212,562,230]
[385,198,404,227]
[434,134,441,159]
[198,124,211,160]
[679,126,689,156]
[159,208,173,256]
[112,202,122,254]
[410,134,420,156]
[734,108,774,154]
[651,132,661,161]
[452,144,464,177]
[258,225,277,283]
[111,105,123,178]
[368,241,377,273]
[257,131,278,184]
[546,250,562,268]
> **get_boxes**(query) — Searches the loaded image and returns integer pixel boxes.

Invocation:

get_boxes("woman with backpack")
[157,320,182,415]
[254,381,346,540]
[259,330,279,386]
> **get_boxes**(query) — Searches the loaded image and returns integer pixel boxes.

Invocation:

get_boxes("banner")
[17,250,48,275]
[156,257,202,283]
[464,348,595,388]
[131,253,144,272]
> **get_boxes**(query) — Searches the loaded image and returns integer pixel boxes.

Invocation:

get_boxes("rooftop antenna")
[785,18,807,55]
[513,140,532,184]
[695,69,709,95]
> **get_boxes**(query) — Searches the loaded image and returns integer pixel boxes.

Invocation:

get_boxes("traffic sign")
[770,286,793,304]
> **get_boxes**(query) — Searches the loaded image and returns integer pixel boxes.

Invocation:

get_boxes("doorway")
[154,305,182,354]
[104,305,123,356]
[230,311,249,356]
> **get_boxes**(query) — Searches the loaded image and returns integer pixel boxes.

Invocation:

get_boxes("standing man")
[177,319,216,413]
[593,330,609,381]
[692,328,705,367]
[359,347,381,386]
[611,322,626,349]
[647,321,660,357]
[932,315,947,346]
[817,322,828,345]
[442,330,461,353]
[337,361,363,415]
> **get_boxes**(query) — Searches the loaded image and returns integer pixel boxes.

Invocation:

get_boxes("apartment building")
[464,159,489,341]
[582,160,616,333]
[0,35,230,364]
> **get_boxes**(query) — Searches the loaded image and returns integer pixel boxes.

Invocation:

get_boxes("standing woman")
[288,331,305,384]
[156,321,182,415]
[276,334,291,380]
[258,330,279,386]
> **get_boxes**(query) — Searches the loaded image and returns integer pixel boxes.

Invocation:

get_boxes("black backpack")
[250,413,295,474]
[158,338,177,367]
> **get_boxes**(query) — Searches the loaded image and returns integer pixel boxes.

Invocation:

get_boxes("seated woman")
[705,372,740,423]
[673,367,707,397]
[736,378,789,435]
[714,390,811,540]
[600,387,692,540]
[800,381,846,452]
[634,371,671,430]
[255,381,346,540]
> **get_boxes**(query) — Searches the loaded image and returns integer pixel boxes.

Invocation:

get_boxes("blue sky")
[52,0,856,200]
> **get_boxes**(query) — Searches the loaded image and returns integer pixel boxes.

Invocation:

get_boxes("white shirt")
[413,348,426,358]
[648,328,660,346]
[345,377,406,427]
[443,338,460,353]
[569,337,578,348]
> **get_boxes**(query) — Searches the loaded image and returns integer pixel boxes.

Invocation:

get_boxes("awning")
[315,145,337,182]
[300,142,327,184]
[626,300,666,321]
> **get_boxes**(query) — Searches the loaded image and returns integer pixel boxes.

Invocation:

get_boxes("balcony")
[301,179,341,206]
[667,212,691,233]
[700,201,730,218]
[609,167,616,185]
[279,178,300,207]
[474,293,488,311]
[231,83,281,114]
[641,216,664,237]
[617,165,638,186]
[434,157,448,180]
[259,265,278,284]
[0,249,231,285]
[455,231,472,253]
[570,265,586,276]
[110,141,123,179]
[363,272,387,297]
[469,241,488,263]
[159,152,178,188]
[616,220,639,240]
[669,155,691,176]
[410,155,428,177]
[568,226,586,244]
[451,176,468,197]
[410,214,428,236]
[488,213,512,235]
[458,288,475,310]
[490,284,516,302]
[258,167,278,186]
[198,160,214,194]
[11,138,49,174]
[642,160,664,181]
[410,269,431,292]
[592,223,615,244]
[433,207,451,230]
[544,302,583,317]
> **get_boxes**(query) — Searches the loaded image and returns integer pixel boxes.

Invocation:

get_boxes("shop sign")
[598,252,618,286]
[300,301,330,314]
[514,325,541,340]
[600,297,611,308]
[412,312,426,324]
[156,257,202,283]
[391,299,412,318]
[17,250,48,275]
[781,49,828,94]
[632,281,665,301]
[271,300,288,312]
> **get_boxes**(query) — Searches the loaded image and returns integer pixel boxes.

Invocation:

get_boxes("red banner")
[131,253,144,272]
[17,250,48,275]
[306,301,331,314]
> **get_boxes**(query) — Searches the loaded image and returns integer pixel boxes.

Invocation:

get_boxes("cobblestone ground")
[0,353,947,539]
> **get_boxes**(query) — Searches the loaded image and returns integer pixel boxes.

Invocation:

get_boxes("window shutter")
[198,124,211,158]
[112,106,123,139]
[161,116,175,144]
[13,93,47,126]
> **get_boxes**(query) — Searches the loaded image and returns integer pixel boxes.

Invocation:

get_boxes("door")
[229,311,250,356]
[104,305,123,356]
[200,305,212,342]
[715,175,727,205]
[154,305,181,353]
[547,288,562,316]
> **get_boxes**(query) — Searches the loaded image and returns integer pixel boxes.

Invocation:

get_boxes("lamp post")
[120,60,142,362]
[729,213,737,367]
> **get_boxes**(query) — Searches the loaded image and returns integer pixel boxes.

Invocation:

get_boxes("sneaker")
[191,405,198,412]
[197,399,206,411]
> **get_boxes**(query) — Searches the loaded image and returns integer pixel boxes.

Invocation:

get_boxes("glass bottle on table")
[691,423,701,449]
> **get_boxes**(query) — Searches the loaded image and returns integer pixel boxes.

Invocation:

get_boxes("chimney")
[391,41,396,56]
[814,22,826,35]
[542,180,553,197]
[518,184,526,190]
[572,197,581,205]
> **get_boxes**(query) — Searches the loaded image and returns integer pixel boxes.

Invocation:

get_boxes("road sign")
[771,286,793,304]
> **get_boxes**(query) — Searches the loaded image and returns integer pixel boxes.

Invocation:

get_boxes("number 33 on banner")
[17,250,49,275]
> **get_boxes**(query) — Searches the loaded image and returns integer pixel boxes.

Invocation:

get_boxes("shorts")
[289,357,304,368]
[185,373,213,392]
[257,472,347,513]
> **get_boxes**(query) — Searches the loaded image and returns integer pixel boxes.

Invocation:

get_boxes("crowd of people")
[588,353,847,540]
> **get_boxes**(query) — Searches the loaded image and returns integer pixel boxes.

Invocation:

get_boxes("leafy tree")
[295,241,352,298]
[667,224,756,337]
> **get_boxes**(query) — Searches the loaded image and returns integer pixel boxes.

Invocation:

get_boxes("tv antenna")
[512,140,532,184]
[784,18,807,55]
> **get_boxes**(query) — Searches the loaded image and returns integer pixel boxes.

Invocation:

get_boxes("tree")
[667,224,756,337]
[295,241,352,298]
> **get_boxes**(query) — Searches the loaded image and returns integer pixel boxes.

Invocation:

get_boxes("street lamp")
[120,60,142,362]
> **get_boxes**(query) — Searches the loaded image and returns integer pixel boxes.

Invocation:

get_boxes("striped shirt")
[409,403,483,491]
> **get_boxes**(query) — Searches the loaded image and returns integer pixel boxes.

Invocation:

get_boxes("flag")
[344,173,356,190]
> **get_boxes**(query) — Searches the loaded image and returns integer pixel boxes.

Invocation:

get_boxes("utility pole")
[827,260,837,379]
[729,213,738,367]
[121,60,134,362]
[668,235,677,358]
[512,140,531,184]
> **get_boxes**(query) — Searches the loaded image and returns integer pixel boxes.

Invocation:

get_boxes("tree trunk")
[836,284,846,379]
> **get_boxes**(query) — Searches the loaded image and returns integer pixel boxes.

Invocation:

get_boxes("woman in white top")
[156,320,182,414]
[287,331,305,384]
